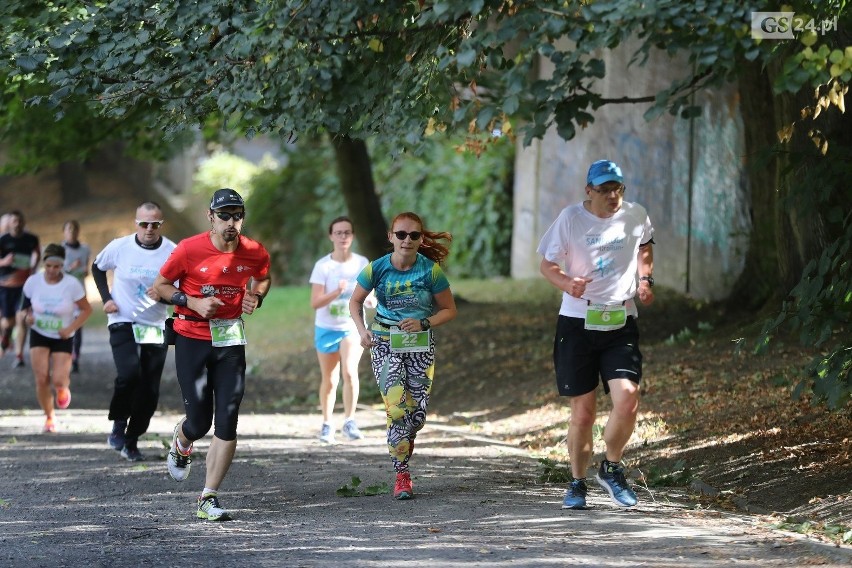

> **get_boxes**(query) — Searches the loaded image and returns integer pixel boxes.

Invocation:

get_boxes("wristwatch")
[639,275,655,287]
[420,318,432,331]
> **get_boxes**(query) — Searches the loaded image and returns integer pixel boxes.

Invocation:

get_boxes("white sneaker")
[319,423,335,444]
[166,421,193,481]
[342,419,364,440]
[197,494,231,521]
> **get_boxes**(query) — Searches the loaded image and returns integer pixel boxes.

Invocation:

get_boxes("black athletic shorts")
[552,315,642,397]
[29,328,74,354]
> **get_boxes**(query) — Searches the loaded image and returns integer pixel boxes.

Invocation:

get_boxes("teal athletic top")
[356,252,451,337]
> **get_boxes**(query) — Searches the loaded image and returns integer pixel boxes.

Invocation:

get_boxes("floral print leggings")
[370,336,435,473]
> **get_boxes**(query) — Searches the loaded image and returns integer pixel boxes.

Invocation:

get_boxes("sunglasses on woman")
[214,211,245,221]
[393,230,422,241]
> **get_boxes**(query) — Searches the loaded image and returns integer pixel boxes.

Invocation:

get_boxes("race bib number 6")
[584,303,627,331]
[389,329,430,353]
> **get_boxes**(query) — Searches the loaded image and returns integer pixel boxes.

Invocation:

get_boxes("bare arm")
[242,276,272,314]
[310,281,346,310]
[540,257,593,299]
[349,283,373,348]
[153,274,224,319]
[59,297,93,339]
[636,243,654,305]
[398,288,457,332]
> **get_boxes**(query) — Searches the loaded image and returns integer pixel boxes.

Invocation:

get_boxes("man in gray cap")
[153,188,271,522]
[537,160,656,510]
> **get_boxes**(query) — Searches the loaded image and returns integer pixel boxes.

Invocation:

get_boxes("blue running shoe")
[562,479,588,509]
[107,420,127,451]
[341,419,363,441]
[595,461,638,507]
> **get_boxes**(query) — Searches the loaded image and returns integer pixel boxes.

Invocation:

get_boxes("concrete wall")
[512,40,751,300]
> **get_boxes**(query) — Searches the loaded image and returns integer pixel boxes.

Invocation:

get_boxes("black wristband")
[171,291,188,307]
[252,292,264,309]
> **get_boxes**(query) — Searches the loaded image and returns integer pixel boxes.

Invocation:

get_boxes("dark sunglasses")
[214,211,245,221]
[393,230,422,241]
[136,220,164,229]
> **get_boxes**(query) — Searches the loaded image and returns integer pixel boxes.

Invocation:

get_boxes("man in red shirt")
[153,188,271,522]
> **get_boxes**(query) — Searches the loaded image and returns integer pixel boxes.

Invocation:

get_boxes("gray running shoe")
[166,422,193,481]
[197,494,231,521]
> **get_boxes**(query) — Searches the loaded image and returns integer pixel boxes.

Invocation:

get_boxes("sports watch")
[639,275,655,287]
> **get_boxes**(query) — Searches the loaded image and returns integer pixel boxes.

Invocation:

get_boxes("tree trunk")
[57,161,89,207]
[728,60,780,309]
[771,76,831,295]
[329,134,388,259]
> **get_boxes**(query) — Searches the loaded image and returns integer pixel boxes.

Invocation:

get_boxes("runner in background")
[92,202,176,462]
[0,210,40,368]
[62,219,91,373]
[21,243,92,432]
[309,216,375,444]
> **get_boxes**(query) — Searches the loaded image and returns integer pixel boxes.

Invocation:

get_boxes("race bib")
[209,318,247,347]
[132,323,164,345]
[584,303,627,331]
[36,315,62,331]
[12,253,31,270]
[329,299,349,318]
[389,329,430,353]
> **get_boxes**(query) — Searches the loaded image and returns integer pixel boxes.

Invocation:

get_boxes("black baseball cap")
[209,188,245,210]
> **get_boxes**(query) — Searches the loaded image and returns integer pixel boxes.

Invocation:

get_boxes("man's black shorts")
[552,315,642,397]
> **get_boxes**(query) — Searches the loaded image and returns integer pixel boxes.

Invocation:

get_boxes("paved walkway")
[0,407,849,567]
[0,328,849,566]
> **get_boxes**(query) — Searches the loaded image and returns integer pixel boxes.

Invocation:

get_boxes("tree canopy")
[1,0,849,407]
[2,1,848,144]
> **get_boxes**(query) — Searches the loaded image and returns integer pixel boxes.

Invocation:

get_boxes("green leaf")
[16,55,38,72]
[456,48,477,68]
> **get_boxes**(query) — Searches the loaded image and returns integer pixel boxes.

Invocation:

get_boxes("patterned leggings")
[370,336,435,473]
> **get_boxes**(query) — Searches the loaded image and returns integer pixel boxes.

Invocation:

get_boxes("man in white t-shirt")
[537,159,655,510]
[92,202,177,462]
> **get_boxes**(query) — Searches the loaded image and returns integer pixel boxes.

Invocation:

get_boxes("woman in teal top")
[349,211,457,500]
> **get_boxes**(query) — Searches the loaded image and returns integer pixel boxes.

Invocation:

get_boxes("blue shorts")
[314,326,352,354]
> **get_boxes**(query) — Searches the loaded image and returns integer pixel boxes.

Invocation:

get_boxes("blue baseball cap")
[587,160,624,186]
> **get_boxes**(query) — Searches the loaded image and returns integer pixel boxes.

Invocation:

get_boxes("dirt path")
[0,330,849,567]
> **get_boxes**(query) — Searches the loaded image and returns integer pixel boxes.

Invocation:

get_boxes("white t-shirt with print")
[22,272,86,339]
[537,201,654,319]
[93,235,177,326]
[309,253,369,331]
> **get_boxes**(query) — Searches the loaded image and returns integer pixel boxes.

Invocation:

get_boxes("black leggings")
[174,334,246,442]
[107,323,168,439]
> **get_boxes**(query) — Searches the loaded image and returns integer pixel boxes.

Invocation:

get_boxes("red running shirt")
[159,232,270,340]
